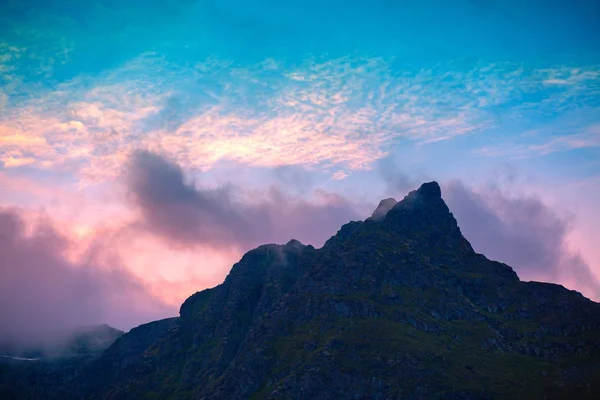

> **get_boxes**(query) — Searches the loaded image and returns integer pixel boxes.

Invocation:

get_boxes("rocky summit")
[3,182,600,399]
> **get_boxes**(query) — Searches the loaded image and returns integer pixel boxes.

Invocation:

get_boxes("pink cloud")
[8,56,595,183]
[0,206,176,341]
[443,180,600,301]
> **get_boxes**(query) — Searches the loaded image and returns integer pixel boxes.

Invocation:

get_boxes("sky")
[0,0,599,335]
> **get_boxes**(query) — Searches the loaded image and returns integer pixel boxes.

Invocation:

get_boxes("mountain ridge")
[3,181,600,399]
[0,324,124,399]
[88,181,598,400]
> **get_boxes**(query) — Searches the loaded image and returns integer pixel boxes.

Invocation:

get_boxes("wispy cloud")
[331,170,349,180]
[0,206,175,338]
[1,46,599,183]
[475,122,600,158]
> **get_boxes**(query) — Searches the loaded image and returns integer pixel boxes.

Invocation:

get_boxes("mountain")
[0,324,123,399]
[0,324,124,361]
[4,182,600,399]
[74,317,178,395]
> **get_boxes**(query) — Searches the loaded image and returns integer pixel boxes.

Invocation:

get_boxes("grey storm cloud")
[0,207,174,345]
[443,180,600,300]
[125,150,365,251]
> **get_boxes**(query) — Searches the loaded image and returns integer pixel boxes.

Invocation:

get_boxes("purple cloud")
[0,207,174,345]
[125,150,365,251]
[444,180,600,300]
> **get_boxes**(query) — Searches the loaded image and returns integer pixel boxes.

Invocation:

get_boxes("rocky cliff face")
[4,182,600,399]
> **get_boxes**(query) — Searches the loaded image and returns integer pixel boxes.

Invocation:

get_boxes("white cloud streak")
[0,49,598,183]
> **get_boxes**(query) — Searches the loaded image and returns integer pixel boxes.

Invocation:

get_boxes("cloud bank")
[2,153,599,345]
[444,180,600,300]
[0,207,174,343]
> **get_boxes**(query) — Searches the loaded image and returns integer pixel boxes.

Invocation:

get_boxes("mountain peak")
[416,181,441,199]
[369,182,442,223]
[370,197,397,221]
[285,239,304,249]
[372,180,479,257]
[392,180,446,214]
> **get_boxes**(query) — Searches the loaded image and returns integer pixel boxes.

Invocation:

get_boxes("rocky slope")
[4,181,600,399]
[74,317,179,395]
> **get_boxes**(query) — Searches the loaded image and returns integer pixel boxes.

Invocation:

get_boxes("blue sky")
[0,0,599,331]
